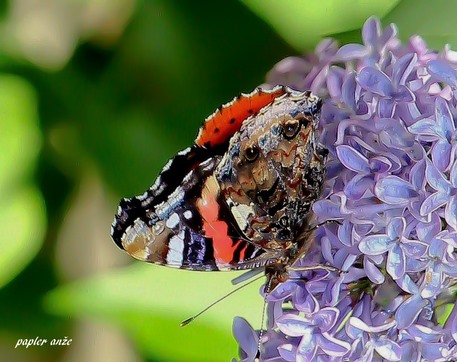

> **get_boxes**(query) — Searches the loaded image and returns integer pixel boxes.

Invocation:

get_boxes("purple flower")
[420,159,457,230]
[359,217,427,280]
[334,16,398,66]
[347,317,401,361]
[375,159,428,222]
[233,317,259,362]
[276,309,350,360]
[421,232,457,298]
[355,54,416,117]
[409,97,457,171]
[234,16,457,361]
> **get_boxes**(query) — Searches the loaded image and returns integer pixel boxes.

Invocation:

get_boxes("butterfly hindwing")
[112,152,266,271]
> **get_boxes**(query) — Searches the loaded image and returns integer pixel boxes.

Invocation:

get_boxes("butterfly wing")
[111,148,266,271]
[195,86,288,148]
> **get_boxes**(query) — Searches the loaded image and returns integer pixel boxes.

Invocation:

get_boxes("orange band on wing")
[196,87,287,148]
[197,176,238,265]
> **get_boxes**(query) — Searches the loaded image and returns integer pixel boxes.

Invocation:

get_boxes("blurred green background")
[1,0,456,361]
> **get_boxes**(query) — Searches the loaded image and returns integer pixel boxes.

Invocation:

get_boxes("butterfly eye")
[284,119,301,140]
[245,144,259,162]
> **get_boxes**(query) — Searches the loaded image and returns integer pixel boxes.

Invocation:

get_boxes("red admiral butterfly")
[111,85,327,291]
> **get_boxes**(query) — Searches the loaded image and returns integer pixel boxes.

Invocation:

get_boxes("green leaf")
[383,0,457,49]
[0,75,41,193]
[0,185,46,287]
[437,303,454,326]
[44,264,265,361]
[241,0,400,50]
[0,74,46,288]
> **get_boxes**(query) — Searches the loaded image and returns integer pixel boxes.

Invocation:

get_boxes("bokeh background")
[1,0,456,361]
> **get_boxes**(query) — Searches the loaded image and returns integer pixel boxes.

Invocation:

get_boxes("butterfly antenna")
[255,275,273,360]
[180,274,264,327]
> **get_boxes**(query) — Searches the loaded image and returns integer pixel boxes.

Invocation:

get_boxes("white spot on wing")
[183,210,192,219]
[177,147,192,156]
[162,159,173,171]
[155,188,185,219]
[137,190,150,201]
[167,231,184,265]
[166,213,180,229]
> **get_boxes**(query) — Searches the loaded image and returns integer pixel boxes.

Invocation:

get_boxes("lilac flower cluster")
[234,17,457,361]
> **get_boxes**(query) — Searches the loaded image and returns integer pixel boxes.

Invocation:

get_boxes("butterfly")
[111,85,327,292]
